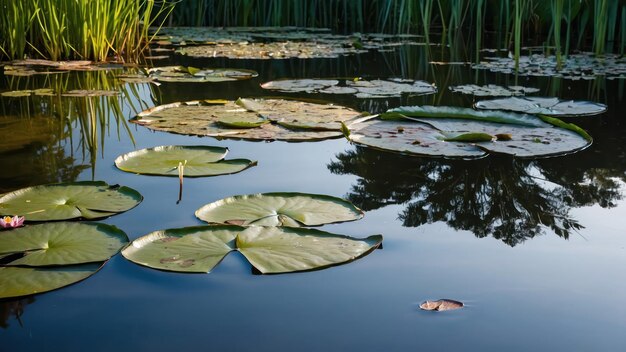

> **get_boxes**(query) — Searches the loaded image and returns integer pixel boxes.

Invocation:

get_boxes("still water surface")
[1,44,626,351]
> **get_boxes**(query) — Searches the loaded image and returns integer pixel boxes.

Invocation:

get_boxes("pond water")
[2,42,626,351]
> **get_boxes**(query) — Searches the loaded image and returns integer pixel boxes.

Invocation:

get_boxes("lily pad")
[114,145,256,177]
[261,78,437,98]
[132,98,363,141]
[474,97,607,117]
[0,89,55,97]
[0,181,143,221]
[122,225,382,274]
[147,66,258,83]
[236,226,382,274]
[195,192,363,227]
[473,52,626,80]
[449,84,539,97]
[62,90,120,97]
[0,222,128,266]
[419,299,464,311]
[0,263,103,299]
[344,106,592,158]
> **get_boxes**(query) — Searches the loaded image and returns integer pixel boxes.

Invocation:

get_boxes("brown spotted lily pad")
[132,98,364,141]
[419,299,464,311]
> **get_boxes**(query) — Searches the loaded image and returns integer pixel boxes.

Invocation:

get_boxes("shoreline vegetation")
[0,0,624,62]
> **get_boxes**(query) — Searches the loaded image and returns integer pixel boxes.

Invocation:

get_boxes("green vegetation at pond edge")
[122,225,382,274]
[195,192,364,227]
[0,181,142,221]
[114,145,257,177]
[345,106,592,158]
[132,98,365,141]
[0,222,128,298]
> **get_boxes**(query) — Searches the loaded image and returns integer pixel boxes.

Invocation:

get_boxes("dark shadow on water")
[328,147,623,246]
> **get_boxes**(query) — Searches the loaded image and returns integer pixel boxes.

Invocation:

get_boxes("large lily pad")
[0,221,127,298]
[261,78,437,98]
[121,225,238,273]
[195,192,364,226]
[0,264,103,299]
[0,181,143,221]
[122,225,382,274]
[344,106,592,158]
[132,98,363,141]
[0,222,128,266]
[237,226,382,274]
[147,66,258,83]
[474,97,607,117]
[114,145,256,177]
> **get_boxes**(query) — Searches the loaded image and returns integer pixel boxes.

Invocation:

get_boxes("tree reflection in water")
[328,147,623,246]
[0,297,35,329]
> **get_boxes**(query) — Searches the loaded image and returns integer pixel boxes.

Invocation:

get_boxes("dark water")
[2,44,626,351]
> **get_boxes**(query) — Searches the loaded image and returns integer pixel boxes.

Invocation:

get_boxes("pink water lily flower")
[0,215,25,229]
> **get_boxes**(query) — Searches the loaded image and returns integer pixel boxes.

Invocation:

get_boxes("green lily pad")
[0,181,143,221]
[0,222,128,266]
[121,225,238,273]
[474,97,607,117]
[147,66,258,83]
[122,225,382,274]
[449,84,539,97]
[261,78,437,98]
[0,89,55,97]
[344,106,592,158]
[114,145,256,177]
[132,98,363,141]
[0,263,103,299]
[195,192,364,227]
[236,226,382,274]
[61,90,120,97]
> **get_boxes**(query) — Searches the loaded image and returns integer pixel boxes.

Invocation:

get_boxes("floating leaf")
[0,264,102,299]
[345,106,592,158]
[474,96,607,117]
[236,226,382,274]
[195,192,364,226]
[0,89,55,97]
[449,84,539,97]
[419,299,464,311]
[473,52,626,80]
[121,225,238,273]
[261,78,436,98]
[147,66,258,83]
[122,225,382,274]
[62,90,120,97]
[0,222,128,266]
[0,181,143,221]
[132,98,363,141]
[114,145,256,177]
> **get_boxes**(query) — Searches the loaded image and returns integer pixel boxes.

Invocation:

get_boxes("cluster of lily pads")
[117,66,259,85]
[261,78,437,98]
[473,52,626,80]
[132,97,365,141]
[152,26,422,60]
[0,145,382,298]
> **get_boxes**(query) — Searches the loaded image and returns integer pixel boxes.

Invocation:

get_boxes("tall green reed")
[0,0,174,62]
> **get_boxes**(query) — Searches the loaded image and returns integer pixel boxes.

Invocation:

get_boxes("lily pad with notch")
[132,98,364,141]
[195,192,364,227]
[114,145,257,177]
[0,181,143,221]
[474,96,607,117]
[0,222,128,298]
[344,106,592,158]
[122,225,382,274]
